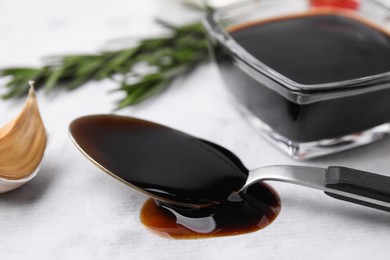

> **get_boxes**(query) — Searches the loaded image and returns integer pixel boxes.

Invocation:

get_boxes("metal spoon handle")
[241,165,390,212]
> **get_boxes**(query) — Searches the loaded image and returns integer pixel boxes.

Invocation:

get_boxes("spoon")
[69,114,390,212]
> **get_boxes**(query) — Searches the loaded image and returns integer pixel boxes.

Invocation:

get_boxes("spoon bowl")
[69,114,249,208]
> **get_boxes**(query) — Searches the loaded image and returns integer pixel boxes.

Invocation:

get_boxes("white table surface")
[1,0,390,259]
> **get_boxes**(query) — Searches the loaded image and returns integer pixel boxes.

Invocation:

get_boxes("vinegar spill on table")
[140,183,281,239]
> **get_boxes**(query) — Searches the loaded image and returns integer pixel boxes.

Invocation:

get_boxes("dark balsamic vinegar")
[70,115,248,206]
[230,12,390,84]
[69,115,281,239]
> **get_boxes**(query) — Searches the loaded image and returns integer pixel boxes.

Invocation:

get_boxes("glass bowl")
[203,0,390,159]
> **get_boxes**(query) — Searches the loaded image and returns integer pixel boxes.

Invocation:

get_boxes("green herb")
[0,6,210,109]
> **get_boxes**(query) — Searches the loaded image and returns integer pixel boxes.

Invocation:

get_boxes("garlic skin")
[0,168,39,193]
[0,84,46,193]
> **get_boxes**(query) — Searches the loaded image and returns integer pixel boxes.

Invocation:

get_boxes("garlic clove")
[0,81,47,193]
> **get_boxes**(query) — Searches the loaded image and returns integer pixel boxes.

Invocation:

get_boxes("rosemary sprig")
[0,18,209,109]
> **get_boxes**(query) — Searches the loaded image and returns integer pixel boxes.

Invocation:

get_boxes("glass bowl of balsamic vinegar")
[204,0,390,159]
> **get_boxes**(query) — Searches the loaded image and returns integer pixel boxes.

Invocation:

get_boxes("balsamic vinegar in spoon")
[69,115,281,239]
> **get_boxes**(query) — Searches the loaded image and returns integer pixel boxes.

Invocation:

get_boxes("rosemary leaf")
[45,67,65,93]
